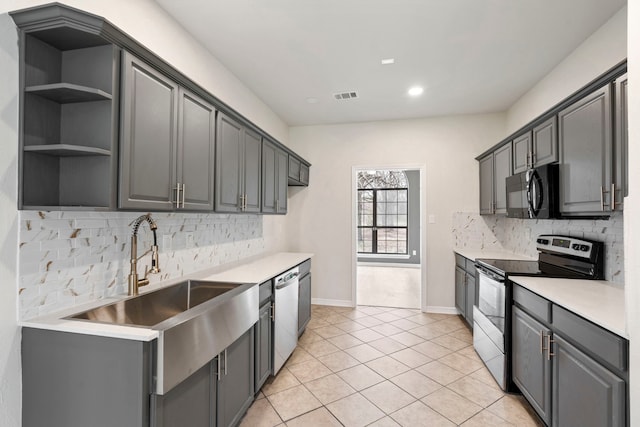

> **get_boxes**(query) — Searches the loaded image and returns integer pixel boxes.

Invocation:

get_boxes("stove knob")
[572,244,580,250]
[537,238,549,245]
[580,245,589,252]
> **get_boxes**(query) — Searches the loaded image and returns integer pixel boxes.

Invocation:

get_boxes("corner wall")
[287,113,507,308]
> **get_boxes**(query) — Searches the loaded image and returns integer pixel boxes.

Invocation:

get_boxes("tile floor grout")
[240,305,543,427]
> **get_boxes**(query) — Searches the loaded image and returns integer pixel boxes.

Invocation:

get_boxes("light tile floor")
[240,305,543,427]
[357,266,421,309]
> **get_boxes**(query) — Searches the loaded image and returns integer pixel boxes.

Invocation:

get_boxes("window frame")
[357,187,408,255]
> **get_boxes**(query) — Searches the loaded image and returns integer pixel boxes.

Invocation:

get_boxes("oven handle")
[475,266,505,283]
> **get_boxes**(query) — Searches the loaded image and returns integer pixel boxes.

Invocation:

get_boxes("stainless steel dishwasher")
[273,266,299,374]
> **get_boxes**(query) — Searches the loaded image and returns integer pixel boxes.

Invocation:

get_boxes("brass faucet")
[128,213,161,296]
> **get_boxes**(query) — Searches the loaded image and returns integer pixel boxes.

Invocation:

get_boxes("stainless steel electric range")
[472,235,604,391]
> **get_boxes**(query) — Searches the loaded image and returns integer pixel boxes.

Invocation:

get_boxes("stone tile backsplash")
[18,211,265,320]
[452,212,624,285]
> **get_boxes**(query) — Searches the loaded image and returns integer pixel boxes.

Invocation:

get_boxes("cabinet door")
[552,334,625,427]
[558,85,612,215]
[298,273,311,335]
[300,163,310,186]
[154,362,213,427]
[255,303,273,391]
[479,154,494,215]
[532,117,557,167]
[465,272,475,327]
[243,129,262,213]
[217,328,255,427]
[512,132,531,174]
[215,113,242,212]
[512,306,551,425]
[276,149,289,213]
[177,89,215,211]
[288,155,301,181]
[493,142,512,214]
[613,73,627,209]
[120,52,178,210]
[261,140,278,213]
[454,266,466,316]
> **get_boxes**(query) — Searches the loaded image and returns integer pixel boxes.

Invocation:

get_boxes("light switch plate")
[428,214,436,224]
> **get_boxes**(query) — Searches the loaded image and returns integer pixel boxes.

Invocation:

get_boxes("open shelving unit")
[19,24,119,209]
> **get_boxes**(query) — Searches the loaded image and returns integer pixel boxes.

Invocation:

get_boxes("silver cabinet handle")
[270,303,275,321]
[546,334,555,360]
[181,183,186,208]
[239,194,244,211]
[540,330,545,354]
[243,193,247,211]
[174,183,182,208]
[600,186,605,211]
[216,354,221,381]
[611,183,616,210]
[224,348,228,376]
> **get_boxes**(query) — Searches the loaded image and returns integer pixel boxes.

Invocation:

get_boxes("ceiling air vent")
[334,91,359,100]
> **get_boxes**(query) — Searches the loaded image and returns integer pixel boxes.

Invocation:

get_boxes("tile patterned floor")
[240,305,543,427]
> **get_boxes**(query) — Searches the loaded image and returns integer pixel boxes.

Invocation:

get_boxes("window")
[357,171,408,255]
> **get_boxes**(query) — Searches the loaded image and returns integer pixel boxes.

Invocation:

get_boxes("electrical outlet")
[185,232,194,249]
[412,250,417,256]
[162,235,172,251]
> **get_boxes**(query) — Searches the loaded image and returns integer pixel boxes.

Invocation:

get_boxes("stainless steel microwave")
[506,164,558,219]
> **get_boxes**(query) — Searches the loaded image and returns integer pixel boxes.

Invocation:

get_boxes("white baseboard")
[311,298,354,307]
[357,262,421,269]
[425,306,459,315]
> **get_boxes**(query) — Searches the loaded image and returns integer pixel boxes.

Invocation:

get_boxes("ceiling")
[155,0,626,126]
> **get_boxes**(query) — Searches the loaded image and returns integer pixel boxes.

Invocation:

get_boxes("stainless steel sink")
[68,279,259,395]
[69,280,241,327]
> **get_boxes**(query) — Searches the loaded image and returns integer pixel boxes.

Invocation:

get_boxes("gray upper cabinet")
[613,73,627,210]
[558,84,613,216]
[177,90,215,211]
[288,155,311,186]
[493,142,512,214]
[17,24,119,209]
[479,142,511,215]
[532,117,558,168]
[479,154,494,215]
[262,140,288,214]
[512,132,532,174]
[120,53,215,211]
[512,306,551,425]
[120,52,178,211]
[215,113,262,213]
[512,117,557,175]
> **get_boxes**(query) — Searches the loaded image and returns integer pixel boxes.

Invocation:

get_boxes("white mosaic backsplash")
[452,212,624,285]
[18,211,266,319]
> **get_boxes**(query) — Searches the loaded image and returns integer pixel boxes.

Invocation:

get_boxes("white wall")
[624,0,639,424]
[0,1,291,424]
[0,12,20,427]
[506,6,627,134]
[287,114,506,308]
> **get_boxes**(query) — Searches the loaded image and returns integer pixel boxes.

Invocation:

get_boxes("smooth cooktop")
[475,258,591,279]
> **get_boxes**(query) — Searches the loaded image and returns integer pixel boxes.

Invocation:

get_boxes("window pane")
[397,214,407,226]
[377,191,386,202]
[398,203,407,214]
[397,229,407,240]
[386,190,397,202]
[388,203,397,214]
[398,190,408,202]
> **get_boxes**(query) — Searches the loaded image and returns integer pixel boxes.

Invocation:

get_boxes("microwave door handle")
[533,176,543,212]
[526,174,535,218]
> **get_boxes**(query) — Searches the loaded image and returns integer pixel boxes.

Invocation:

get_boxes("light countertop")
[454,248,535,262]
[510,276,627,338]
[20,252,313,341]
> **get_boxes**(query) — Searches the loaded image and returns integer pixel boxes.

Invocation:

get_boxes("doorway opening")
[354,168,422,309]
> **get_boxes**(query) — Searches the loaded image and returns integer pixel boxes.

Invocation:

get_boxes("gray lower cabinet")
[512,306,551,425]
[153,362,214,427]
[262,140,288,214]
[552,334,625,427]
[558,84,613,216]
[512,284,628,427]
[22,328,152,427]
[217,328,255,427]
[454,254,476,327]
[298,272,311,336]
[120,52,215,211]
[215,112,262,213]
[255,301,273,391]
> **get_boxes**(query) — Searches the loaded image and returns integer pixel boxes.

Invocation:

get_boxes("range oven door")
[474,267,507,390]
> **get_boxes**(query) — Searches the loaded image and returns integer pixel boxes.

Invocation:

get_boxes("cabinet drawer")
[513,285,551,324]
[455,254,466,269]
[552,305,627,372]
[465,258,476,275]
[298,259,311,277]
[259,280,272,306]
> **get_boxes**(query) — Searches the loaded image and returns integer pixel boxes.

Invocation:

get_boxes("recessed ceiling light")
[306,97,319,104]
[408,86,424,97]
[381,58,395,65]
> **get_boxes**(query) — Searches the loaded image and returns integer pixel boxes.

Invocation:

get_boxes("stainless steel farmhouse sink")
[68,279,259,394]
